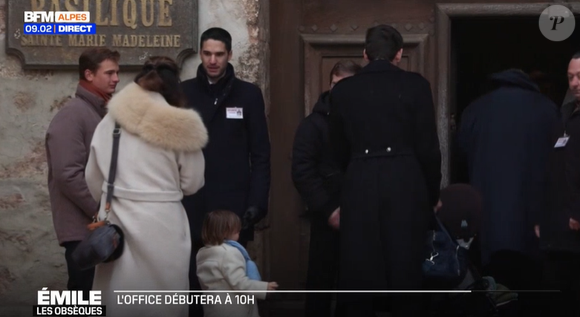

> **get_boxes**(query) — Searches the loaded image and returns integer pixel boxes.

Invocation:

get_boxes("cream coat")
[86,82,208,317]
[196,243,269,317]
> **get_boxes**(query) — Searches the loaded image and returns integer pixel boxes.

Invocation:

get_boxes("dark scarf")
[196,63,236,100]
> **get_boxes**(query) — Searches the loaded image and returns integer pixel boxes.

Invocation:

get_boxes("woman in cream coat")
[85,56,207,317]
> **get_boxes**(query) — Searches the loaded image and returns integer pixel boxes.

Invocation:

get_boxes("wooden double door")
[267,0,435,292]
[266,0,568,293]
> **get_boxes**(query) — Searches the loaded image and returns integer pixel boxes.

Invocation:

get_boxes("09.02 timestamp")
[23,23,54,34]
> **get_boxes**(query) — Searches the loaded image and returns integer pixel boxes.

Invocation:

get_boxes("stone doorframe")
[434,2,580,187]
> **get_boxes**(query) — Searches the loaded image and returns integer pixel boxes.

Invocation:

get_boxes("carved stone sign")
[6,0,198,69]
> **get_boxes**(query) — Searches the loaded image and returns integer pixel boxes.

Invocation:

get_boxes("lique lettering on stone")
[7,0,197,68]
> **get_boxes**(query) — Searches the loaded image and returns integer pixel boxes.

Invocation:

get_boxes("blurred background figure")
[292,59,361,317]
[540,51,580,317]
[457,68,560,317]
[528,70,561,106]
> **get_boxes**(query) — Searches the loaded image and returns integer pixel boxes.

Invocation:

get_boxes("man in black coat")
[458,69,560,316]
[180,27,271,317]
[540,51,580,317]
[328,25,442,317]
[292,60,361,317]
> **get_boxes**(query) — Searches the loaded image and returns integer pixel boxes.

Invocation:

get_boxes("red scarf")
[79,79,112,104]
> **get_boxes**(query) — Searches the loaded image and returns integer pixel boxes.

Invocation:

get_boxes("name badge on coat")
[554,135,569,148]
[226,107,243,119]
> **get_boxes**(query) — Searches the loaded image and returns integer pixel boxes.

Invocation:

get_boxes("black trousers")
[305,216,343,317]
[541,251,580,317]
[482,250,543,317]
[63,241,94,293]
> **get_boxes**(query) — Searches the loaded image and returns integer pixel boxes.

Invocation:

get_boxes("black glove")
[242,206,263,230]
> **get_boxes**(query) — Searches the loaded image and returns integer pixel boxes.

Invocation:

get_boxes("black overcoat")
[541,101,580,253]
[291,91,343,222]
[328,60,442,292]
[181,64,271,241]
[458,70,560,264]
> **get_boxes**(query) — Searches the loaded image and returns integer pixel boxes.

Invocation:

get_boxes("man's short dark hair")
[78,48,120,80]
[364,24,403,62]
[329,60,362,83]
[200,27,232,52]
[572,51,580,60]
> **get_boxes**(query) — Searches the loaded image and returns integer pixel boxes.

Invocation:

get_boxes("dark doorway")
[449,16,580,183]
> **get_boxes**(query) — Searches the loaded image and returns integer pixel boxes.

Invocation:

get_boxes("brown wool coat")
[45,84,106,245]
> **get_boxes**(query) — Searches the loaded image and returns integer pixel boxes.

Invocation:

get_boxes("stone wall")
[0,0,269,315]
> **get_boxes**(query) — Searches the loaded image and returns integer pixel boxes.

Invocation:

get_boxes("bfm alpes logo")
[23,11,96,35]
[33,288,105,316]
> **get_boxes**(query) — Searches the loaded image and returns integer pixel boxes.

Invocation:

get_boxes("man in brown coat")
[45,48,120,292]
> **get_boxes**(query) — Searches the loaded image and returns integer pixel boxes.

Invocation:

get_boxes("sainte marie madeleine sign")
[6,0,198,69]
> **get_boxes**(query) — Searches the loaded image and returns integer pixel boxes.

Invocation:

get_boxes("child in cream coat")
[196,210,278,317]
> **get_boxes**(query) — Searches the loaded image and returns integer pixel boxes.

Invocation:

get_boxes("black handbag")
[72,123,125,271]
[422,215,468,283]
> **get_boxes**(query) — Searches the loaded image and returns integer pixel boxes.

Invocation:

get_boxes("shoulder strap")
[104,123,121,219]
[224,240,250,261]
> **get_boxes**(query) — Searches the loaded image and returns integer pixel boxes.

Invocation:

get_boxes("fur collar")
[107,82,208,152]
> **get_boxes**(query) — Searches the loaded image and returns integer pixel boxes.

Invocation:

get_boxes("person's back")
[86,56,207,317]
[328,25,441,317]
[458,69,560,263]
[461,71,559,178]
[291,60,361,317]
[458,69,559,317]
[330,61,441,214]
[87,92,206,199]
[331,65,439,170]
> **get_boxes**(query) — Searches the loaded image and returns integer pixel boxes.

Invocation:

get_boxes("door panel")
[303,34,429,115]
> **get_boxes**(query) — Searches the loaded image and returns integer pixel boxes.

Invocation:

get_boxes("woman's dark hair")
[134,56,185,108]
